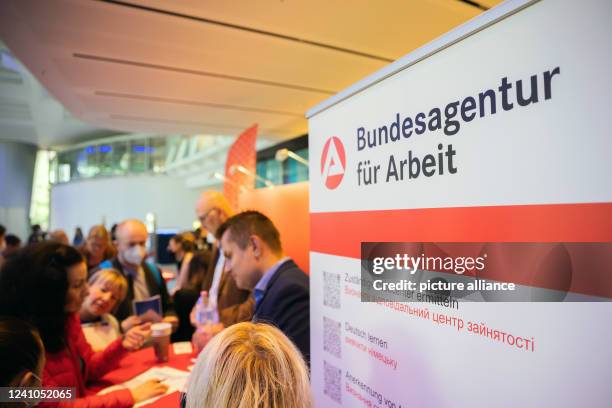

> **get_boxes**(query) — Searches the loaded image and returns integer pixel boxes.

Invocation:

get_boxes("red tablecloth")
[89,345,194,408]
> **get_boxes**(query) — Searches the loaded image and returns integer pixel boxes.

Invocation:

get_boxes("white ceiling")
[0,43,117,147]
[0,0,498,147]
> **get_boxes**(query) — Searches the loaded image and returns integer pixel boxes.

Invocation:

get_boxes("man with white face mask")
[97,219,177,330]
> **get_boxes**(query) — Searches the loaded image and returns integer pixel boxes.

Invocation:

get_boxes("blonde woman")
[79,268,130,350]
[186,322,312,408]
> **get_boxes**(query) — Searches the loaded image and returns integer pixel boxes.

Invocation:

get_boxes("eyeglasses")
[198,207,217,224]
[22,372,44,408]
[30,371,42,386]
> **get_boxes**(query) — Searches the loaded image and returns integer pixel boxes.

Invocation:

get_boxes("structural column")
[0,140,37,240]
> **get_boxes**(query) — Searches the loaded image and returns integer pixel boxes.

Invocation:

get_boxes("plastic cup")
[151,322,172,362]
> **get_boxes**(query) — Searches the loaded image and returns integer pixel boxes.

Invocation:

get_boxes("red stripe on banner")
[310,202,612,259]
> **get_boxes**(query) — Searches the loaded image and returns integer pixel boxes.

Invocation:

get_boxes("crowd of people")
[0,190,311,408]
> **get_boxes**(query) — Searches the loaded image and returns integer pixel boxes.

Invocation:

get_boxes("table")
[89,345,194,408]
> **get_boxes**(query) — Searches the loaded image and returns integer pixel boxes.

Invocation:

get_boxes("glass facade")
[50,133,310,188]
[255,144,309,188]
[283,147,309,184]
[256,158,283,188]
[50,135,179,184]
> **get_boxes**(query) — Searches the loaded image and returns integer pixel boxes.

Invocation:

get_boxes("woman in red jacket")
[0,242,168,408]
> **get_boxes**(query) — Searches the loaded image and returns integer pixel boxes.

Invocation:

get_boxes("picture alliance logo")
[320,136,346,189]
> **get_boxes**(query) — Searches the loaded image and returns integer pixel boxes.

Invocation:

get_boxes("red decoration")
[224,124,257,209]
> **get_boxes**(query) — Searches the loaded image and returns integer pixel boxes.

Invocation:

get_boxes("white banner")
[309,0,612,214]
[308,0,612,407]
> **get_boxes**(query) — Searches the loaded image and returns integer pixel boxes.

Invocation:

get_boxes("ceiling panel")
[77,92,307,136]
[53,55,328,111]
[85,114,302,139]
[17,0,387,91]
[478,0,505,9]
[0,0,500,145]
[120,0,488,59]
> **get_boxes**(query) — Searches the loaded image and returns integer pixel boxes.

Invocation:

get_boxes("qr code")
[324,360,342,404]
[323,271,341,309]
[323,316,341,358]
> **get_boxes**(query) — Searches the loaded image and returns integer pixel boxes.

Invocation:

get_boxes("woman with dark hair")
[0,242,168,408]
[172,248,211,341]
[184,248,211,292]
[167,232,196,293]
[0,316,44,388]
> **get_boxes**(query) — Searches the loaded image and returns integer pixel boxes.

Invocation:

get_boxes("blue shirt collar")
[254,257,290,306]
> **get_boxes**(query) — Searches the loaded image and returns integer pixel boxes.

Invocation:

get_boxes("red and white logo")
[320,136,346,190]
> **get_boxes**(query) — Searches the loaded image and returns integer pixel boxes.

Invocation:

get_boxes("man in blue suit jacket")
[218,210,310,363]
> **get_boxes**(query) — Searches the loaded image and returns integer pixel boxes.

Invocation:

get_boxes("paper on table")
[98,366,190,407]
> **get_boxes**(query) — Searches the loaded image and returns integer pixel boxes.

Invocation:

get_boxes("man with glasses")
[194,191,253,327]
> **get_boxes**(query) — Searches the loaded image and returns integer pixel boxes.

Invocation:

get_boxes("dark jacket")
[253,259,310,363]
[98,257,174,322]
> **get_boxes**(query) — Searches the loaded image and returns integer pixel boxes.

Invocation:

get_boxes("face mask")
[122,245,146,265]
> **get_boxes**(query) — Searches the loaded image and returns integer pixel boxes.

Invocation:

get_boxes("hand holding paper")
[133,295,163,323]
[121,315,143,332]
[122,322,151,351]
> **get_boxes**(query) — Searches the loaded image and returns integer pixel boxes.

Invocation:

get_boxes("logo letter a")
[323,139,345,179]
